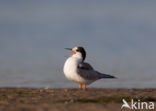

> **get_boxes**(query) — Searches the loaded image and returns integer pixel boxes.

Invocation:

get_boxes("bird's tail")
[98,72,116,79]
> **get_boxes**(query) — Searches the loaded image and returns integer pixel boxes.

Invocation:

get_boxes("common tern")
[63,46,116,91]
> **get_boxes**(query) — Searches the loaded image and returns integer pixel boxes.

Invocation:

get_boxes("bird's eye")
[76,49,79,52]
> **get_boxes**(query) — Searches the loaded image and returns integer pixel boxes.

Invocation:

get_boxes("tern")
[63,46,116,91]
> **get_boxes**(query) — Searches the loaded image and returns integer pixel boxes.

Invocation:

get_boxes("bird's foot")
[83,84,86,92]
[79,84,82,89]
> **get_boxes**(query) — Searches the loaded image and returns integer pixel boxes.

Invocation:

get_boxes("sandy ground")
[0,88,156,111]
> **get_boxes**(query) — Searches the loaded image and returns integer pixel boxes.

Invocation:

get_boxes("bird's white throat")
[72,52,83,59]
[64,56,82,72]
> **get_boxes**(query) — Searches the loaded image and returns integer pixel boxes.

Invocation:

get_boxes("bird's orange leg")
[83,84,86,92]
[79,84,82,89]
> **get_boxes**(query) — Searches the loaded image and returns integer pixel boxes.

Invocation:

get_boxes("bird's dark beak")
[64,48,75,57]
[65,48,72,51]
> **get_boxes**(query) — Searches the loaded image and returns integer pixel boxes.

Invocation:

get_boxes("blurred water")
[0,0,156,88]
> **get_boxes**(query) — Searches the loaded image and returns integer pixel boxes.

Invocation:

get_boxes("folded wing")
[77,62,116,80]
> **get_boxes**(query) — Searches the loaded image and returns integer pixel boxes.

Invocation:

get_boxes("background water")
[0,0,156,88]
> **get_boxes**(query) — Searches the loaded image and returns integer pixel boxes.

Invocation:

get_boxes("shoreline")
[0,88,156,111]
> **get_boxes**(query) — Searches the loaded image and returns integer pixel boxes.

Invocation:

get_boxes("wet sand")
[0,88,156,111]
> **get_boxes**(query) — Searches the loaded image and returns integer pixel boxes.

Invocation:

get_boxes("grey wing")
[77,62,100,80]
[77,62,116,80]
[78,62,94,70]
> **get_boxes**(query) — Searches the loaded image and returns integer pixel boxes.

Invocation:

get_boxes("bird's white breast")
[63,57,86,83]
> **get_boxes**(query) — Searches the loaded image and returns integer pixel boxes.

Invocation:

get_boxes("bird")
[63,46,116,91]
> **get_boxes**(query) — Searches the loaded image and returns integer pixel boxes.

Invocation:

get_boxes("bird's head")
[65,46,86,61]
